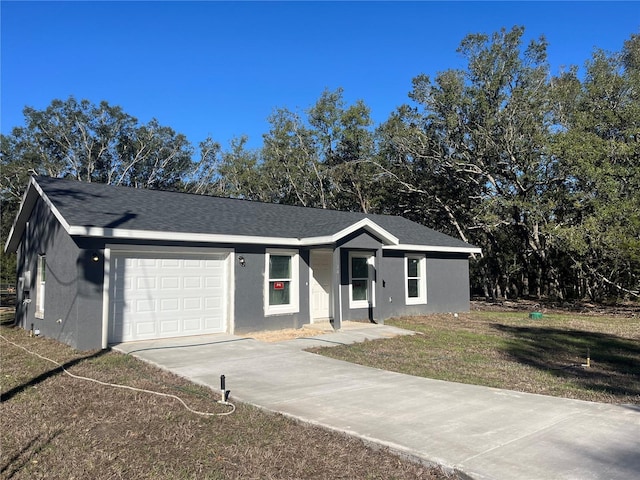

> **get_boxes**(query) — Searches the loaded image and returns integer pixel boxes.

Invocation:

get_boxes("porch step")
[303,321,335,333]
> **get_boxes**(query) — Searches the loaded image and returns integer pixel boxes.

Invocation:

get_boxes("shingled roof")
[5,176,480,254]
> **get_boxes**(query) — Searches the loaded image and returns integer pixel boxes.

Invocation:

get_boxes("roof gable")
[5,177,481,254]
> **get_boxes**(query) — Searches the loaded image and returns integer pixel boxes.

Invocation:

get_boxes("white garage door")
[108,250,229,343]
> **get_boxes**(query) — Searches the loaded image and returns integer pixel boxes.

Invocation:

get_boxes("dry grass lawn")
[241,326,325,342]
[0,320,457,480]
[4,302,636,478]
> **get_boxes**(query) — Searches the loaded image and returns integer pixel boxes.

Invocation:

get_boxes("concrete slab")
[112,326,640,480]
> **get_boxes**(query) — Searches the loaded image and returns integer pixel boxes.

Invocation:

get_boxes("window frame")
[264,249,299,316]
[405,254,427,305]
[35,254,46,318]
[349,251,375,309]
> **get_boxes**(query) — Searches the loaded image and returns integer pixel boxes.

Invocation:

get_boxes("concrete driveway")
[114,324,640,480]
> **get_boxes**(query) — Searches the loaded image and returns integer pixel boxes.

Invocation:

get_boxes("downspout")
[100,247,111,349]
[337,284,342,329]
[374,246,384,324]
[334,248,342,330]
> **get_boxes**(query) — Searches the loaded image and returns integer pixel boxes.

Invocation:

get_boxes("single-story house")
[4,176,481,350]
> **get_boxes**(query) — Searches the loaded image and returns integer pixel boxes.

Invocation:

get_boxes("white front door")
[310,250,333,322]
[348,251,376,310]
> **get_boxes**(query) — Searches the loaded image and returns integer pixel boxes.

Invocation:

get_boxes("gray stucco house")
[5,176,480,350]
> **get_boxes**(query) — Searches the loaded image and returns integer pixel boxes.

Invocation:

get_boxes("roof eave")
[67,226,303,246]
[66,217,403,248]
[4,177,39,253]
[5,176,73,253]
[328,218,400,246]
[383,244,482,254]
[66,226,481,254]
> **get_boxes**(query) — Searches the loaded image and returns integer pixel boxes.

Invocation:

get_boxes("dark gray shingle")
[35,176,476,249]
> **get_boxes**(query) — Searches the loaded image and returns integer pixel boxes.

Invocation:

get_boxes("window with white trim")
[264,250,299,315]
[35,254,46,318]
[405,254,426,304]
[349,252,374,309]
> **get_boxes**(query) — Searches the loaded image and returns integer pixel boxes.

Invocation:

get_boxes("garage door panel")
[161,277,180,289]
[205,297,223,312]
[161,298,180,311]
[111,300,129,337]
[184,297,202,310]
[135,298,155,313]
[204,315,223,329]
[137,258,157,267]
[136,277,156,289]
[184,277,202,289]
[109,251,229,343]
[183,317,202,332]
[160,318,180,334]
[135,316,156,334]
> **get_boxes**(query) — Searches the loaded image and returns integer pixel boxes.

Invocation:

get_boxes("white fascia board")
[4,177,73,253]
[67,226,303,246]
[298,219,400,246]
[321,218,399,246]
[383,244,482,254]
[68,217,402,247]
[4,178,36,253]
[31,177,73,232]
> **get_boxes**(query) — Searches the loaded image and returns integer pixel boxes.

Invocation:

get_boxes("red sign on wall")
[273,281,285,290]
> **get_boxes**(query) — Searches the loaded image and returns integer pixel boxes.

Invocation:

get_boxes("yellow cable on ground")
[0,334,235,416]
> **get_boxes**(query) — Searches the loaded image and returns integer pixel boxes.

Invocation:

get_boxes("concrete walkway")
[114,324,640,480]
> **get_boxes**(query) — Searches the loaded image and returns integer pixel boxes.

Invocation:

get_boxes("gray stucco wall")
[74,239,108,349]
[14,198,105,350]
[333,239,471,324]
[377,251,471,319]
[233,246,310,333]
[424,253,471,312]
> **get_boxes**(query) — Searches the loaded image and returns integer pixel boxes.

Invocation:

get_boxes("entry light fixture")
[238,256,246,267]
[91,252,100,263]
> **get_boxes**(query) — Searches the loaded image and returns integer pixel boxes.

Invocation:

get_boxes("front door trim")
[348,250,375,310]
[309,249,333,323]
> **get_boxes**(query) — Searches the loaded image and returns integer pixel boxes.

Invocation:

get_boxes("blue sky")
[2,1,639,150]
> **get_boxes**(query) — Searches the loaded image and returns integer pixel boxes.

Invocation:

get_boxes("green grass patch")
[311,311,640,404]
